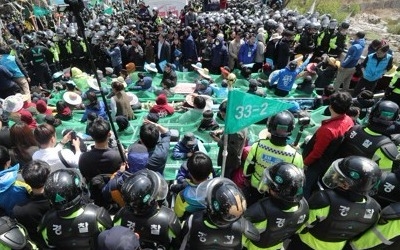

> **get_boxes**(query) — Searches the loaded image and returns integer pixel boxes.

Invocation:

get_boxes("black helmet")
[0,216,27,249]
[44,169,84,213]
[340,21,350,29]
[369,100,399,126]
[121,169,168,215]
[197,178,246,228]
[376,171,400,204]
[322,156,382,195]
[259,162,305,203]
[268,111,295,138]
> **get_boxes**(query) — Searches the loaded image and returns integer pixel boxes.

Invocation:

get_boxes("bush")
[286,0,359,22]
[387,24,400,35]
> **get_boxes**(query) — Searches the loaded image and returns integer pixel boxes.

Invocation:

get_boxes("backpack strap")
[58,150,72,168]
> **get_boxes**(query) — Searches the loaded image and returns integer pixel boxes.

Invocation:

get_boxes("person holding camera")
[32,123,81,171]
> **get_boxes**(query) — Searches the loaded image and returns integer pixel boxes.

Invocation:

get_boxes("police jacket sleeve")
[96,207,113,230]
[240,217,260,242]
[301,190,331,232]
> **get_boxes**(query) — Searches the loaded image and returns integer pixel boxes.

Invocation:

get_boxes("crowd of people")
[0,0,400,249]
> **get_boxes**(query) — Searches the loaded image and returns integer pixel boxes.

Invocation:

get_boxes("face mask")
[215,40,220,46]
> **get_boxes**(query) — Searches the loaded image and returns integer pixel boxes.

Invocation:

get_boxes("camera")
[70,131,77,140]
[298,117,311,127]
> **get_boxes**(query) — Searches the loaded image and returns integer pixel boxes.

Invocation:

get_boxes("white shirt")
[32,144,81,172]
[157,41,163,59]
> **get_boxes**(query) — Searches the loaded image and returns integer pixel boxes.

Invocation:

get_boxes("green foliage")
[385,18,400,35]
[286,0,360,21]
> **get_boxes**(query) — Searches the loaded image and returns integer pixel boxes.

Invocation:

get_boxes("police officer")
[0,216,37,250]
[39,169,113,250]
[337,100,400,172]
[243,111,303,206]
[348,201,400,250]
[113,169,181,249]
[24,35,53,89]
[180,177,259,249]
[328,21,350,58]
[244,162,309,250]
[287,156,382,250]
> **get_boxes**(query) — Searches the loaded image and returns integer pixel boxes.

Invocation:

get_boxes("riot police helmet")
[322,156,382,195]
[121,169,168,215]
[369,100,399,127]
[0,216,27,249]
[197,178,246,227]
[44,169,84,214]
[268,110,295,138]
[259,162,305,203]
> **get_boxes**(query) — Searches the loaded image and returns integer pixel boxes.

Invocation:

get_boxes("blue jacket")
[363,53,393,81]
[0,164,30,216]
[130,76,153,91]
[271,58,310,92]
[211,37,228,68]
[172,141,199,160]
[0,54,24,78]
[341,38,365,68]
[81,101,108,122]
[238,42,257,64]
[183,35,198,62]
[106,46,122,67]
[0,65,15,90]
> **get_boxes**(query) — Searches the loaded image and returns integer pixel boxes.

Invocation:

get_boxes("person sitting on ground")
[198,110,219,131]
[174,152,214,220]
[269,54,312,97]
[55,100,72,121]
[172,132,206,160]
[128,72,153,91]
[314,57,340,92]
[161,63,177,87]
[210,79,228,99]
[81,91,108,122]
[149,94,175,117]
[194,79,213,96]
[296,75,315,95]
[247,79,266,97]
[178,94,212,123]
[127,119,171,174]
[0,145,30,217]
[155,79,175,97]
[110,79,135,121]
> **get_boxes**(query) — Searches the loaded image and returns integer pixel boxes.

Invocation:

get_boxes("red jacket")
[304,114,354,166]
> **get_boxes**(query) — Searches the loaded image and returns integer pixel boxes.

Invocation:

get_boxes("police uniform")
[39,203,112,250]
[339,125,399,172]
[244,197,309,250]
[113,206,181,249]
[385,68,400,106]
[349,202,400,250]
[180,210,259,250]
[25,45,53,88]
[288,189,380,250]
[375,171,400,207]
[244,139,303,190]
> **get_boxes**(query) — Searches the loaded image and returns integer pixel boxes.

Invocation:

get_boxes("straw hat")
[197,68,212,80]
[327,57,341,68]
[112,76,127,88]
[2,95,24,113]
[87,78,100,91]
[144,63,158,73]
[191,62,202,71]
[126,92,139,106]
[63,91,82,105]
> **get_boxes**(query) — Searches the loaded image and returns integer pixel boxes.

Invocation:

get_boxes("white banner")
[146,0,187,17]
